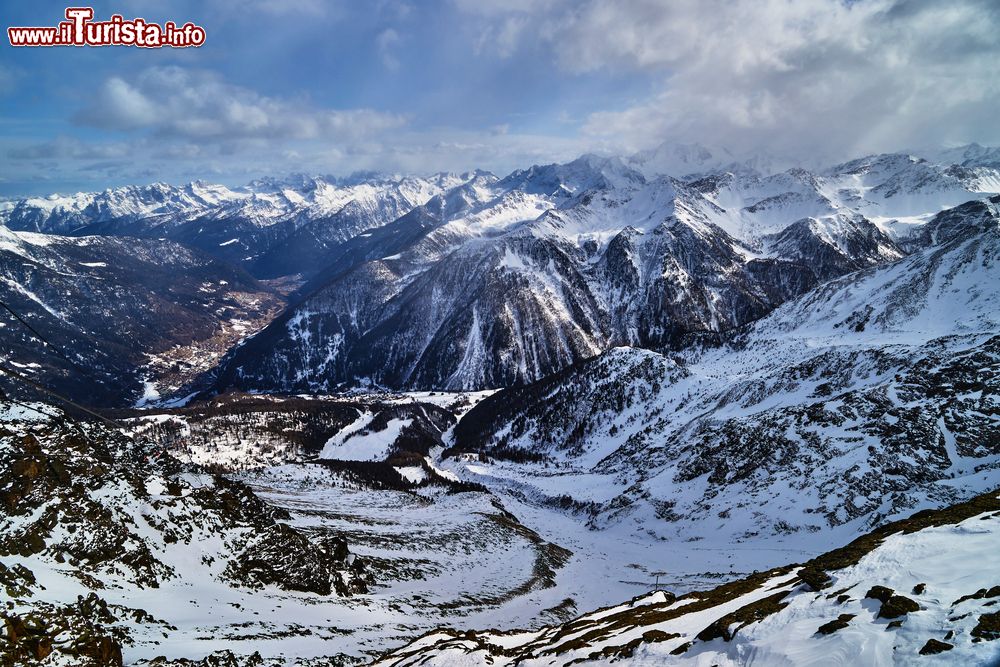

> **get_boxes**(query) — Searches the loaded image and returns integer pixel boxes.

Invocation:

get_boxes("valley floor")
[126,420,992,664]
[5,389,997,666]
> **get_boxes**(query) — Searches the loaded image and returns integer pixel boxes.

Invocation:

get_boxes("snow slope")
[372,491,1000,666]
[0,402,369,665]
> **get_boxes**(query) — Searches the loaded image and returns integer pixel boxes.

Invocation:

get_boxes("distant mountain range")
[1,144,998,407]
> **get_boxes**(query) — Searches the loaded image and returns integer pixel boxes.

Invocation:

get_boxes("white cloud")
[7,136,132,160]
[487,15,529,59]
[9,0,999,193]
[376,28,401,70]
[75,66,407,141]
[450,0,559,17]
[7,119,589,193]
[455,0,1000,161]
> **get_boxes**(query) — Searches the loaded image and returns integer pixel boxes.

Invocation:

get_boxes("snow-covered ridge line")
[3,145,1000,405]
[3,144,997,242]
[0,171,462,230]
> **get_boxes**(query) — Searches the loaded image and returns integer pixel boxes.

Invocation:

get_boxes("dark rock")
[670,641,693,655]
[816,614,855,635]
[865,585,894,603]
[919,638,954,655]
[953,586,1000,606]
[878,595,920,619]
[799,566,832,591]
[697,591,790,642]
[971,611,1000,641]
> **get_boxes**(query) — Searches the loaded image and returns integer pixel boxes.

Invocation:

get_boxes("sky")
[1,0,999,196]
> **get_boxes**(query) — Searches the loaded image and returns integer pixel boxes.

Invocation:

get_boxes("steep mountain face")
[909,194,1000,249]
[0,226,282,406]
[372,491,1000,666]
[449,196,1000,544]
[0,174,462,280]
[761,213,901,281]
[213,152,956,394]
[0,402,368,665]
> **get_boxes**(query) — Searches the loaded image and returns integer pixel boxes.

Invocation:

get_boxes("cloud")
[8,136,131,161]
[377,0,414,21]
[214,0,332,17]
[376,28,401,70]
[473,15,529,59]
[455,0,1000,161]
[75,66,407,141]
[4,125,588,196]
[450,0,559,17]
[6,0,998,195]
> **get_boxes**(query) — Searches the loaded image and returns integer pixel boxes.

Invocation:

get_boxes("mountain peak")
[498,154,644,198]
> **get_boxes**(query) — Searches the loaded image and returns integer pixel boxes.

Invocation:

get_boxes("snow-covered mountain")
[446,193,1000,545]
[211,149,999,396]
[0,180,239,235]
[2,147,998,407]
[2,148,999,666]
[353,198,1000,664]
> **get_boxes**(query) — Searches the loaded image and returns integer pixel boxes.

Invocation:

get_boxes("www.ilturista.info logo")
[8,7,206,48]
